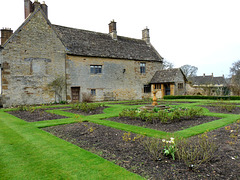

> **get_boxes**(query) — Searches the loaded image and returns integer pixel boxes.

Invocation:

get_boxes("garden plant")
[0,99,240,179]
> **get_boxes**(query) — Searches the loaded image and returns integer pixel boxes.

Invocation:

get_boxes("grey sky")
[1,0,240,77]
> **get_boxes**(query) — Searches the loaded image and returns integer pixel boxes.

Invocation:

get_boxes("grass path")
[0,110,143,180]
[1,99,240,179]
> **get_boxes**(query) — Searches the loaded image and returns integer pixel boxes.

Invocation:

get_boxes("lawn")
[0,99,240,179]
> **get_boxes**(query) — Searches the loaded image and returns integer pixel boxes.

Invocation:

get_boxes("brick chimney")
[142,27,150,44]
[24,0,48,19]
[1,28,13,45]
[24,0,33,19]
[109,20,117,40]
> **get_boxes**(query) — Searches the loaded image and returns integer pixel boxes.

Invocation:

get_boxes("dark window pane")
[91,89,96,96]
[144,84,151,93]
[140,63,146,74]
[90,65,102,74]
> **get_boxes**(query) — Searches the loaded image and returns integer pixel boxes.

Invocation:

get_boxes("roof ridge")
[52,24,145,42]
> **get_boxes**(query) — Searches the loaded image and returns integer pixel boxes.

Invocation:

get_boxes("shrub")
[209,100,237,112]
[82,92,94,103]
[118,107,204,123]
[176,132,217,170]
[119,108,138,119]
[140,137,163,161]
[17,105,36,113]
[71,102,103,112]
[139,110,148,121]
[59,101,67,104]
[141,132,217,170]
[157,110,169,123]
[164,95,240,100]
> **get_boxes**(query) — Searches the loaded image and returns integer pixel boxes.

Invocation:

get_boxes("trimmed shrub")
[163,95,239,100]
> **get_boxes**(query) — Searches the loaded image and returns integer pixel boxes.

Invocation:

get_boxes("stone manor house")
[0,0,187,107]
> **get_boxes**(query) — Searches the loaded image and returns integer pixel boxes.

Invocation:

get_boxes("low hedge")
[164,95,240,100]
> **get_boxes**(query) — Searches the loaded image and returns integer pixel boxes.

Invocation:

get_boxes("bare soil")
[7,109,68,122]
[43,120,240,180]
[202,106,240,114]
[114,101,194,105]
[64,106,107,116]
[107,116,219,132]
[7,106,240,179]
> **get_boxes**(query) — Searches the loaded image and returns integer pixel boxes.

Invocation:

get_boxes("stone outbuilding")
[187,73,228,96]
[0,0,165,107]
[150,68,188,98]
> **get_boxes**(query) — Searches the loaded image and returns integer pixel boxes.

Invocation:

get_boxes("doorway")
[71,87,80,102]
[164,84,171,95]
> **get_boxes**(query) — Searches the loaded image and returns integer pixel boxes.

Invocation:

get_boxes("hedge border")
[164,95,240,100]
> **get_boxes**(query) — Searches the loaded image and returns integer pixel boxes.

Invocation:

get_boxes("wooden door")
[71,87,80,102]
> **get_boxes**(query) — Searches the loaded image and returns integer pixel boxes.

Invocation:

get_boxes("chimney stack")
[1,28,13,45]
[24,0,33,19]
[40,1,48,18]
[109,20,117,40]
[142,27,150,44]
[24,0,48,19]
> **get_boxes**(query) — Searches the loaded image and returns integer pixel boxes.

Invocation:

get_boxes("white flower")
[162,139,166,143]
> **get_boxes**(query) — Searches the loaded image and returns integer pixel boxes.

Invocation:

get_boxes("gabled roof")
[52,25,163,61]
[2,5,163,62]
[190,75,226,85]
[150,68,187,83]
[2,8,47,47]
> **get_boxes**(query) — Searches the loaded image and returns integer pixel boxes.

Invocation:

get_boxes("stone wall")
[173,70,187,96]
[152,70,187,99]
[66,55,162,102]
[1,10,66,107]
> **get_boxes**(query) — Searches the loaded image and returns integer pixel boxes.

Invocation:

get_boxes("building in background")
[0,0,168,107]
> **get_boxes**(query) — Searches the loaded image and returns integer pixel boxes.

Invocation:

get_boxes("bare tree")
[229,60,240,95]
[163,59,174,69]
[180,64,198,77]
[48,76,65,102]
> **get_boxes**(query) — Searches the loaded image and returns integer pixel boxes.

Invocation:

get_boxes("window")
[144,85,151,93]
[91,89,96,96]
[140,63,146,74]
[178,83,183,89]
[155,84,161,89]
[90,65,102,74]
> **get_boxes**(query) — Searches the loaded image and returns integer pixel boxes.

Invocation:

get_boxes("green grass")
[1,99,240,179]
[0,110,143,179]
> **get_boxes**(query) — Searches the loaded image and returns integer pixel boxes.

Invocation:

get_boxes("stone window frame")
[90,65,102,74]
[140,62,146,74]
[91,89,96,96]
[178,83,184,89]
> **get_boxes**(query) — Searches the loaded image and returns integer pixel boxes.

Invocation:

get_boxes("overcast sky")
[1,0,240,77]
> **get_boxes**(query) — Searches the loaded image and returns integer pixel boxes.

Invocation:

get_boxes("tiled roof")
[150,68,186,83]
[53,25,163,61]
[190,75,226,85]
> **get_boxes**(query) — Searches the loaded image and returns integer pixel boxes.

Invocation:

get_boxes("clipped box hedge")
[164,95,240,100]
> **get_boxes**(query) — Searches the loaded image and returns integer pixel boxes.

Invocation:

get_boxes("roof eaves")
[66,52,162,62]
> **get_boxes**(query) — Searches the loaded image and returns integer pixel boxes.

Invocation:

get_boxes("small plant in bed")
[17,105,36,113]
[119,107,204,124]
[71,102,105,113]
[140,132,217,171]
[208,100,237,112]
